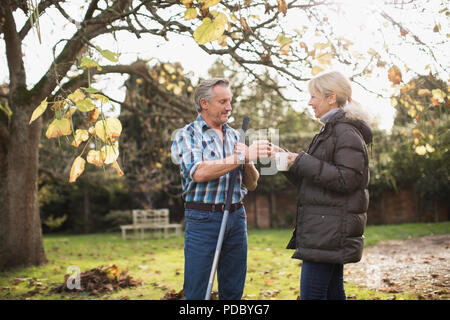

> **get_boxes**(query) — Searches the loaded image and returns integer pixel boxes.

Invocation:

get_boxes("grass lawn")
[1,221,449,300]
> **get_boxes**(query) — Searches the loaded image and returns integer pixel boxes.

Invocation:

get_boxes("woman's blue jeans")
[300,260,346,300]
[183,207,248,300]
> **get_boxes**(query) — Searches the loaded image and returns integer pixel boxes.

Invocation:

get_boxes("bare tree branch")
[18,0,59,40]
[83,0,100,21]
[31,0,134,105]
[1,2,26,93]
[379,10,446,72]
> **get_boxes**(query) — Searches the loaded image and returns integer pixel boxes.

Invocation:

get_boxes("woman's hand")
[268,143,299,168]
[286,152,299,167]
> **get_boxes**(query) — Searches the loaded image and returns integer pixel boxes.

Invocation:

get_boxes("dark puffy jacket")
[285,107,372,264]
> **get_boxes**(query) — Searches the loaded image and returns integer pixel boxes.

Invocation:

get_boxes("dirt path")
[345,234,450,299]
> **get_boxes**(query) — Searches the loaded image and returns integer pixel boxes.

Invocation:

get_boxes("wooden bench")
[120,209,182,240]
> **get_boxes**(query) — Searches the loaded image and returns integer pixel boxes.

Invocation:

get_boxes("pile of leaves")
[50,265,142,296]
[161,289,218,300]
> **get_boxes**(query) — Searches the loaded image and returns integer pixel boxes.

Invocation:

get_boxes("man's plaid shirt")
[171,115,247,204]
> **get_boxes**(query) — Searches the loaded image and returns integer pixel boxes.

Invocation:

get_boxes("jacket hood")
[334,103,373,144]
[347,118,373,144]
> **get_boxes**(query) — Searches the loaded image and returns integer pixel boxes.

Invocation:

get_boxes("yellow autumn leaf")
[69,156,86,183]
[415,145,426,156]
[193,13,227,45]
[276,33,292,55]
[173,86,182,96]
[71,129,89,147]
[390,98,398,107]
[163,63,176,74]
[417,89,431,96]
[299,41,308,51]
[181,0,194,7]
[230,32,240,39]
[45,118,72,139]
[67,89,86,103]
[277,0,287,16]
[314,42,331,50]
[388,65,402,85]
[407,107,416,118]
[367,48,377,56]
[0,102,12,122]
[431,89,445,100]
[76,98,96,112]
[101,142,119,165]
[407,81,417,90]
[112,161,124,177]
[91,94,109,104]
[166,83,175,91]
[104,265,119,281]
[86,150,104,167]
[425,144,435,153]
[430,98,440,106]
[64,107,77,119]
[433,24,441,33]
[95,117,122,142]
[80,57,102,71]
[217,34,228,47]
[294,28,306,36]
[86,107,99,123]
[311,66,324,76]
[200,0,221,9]
[317,52,333,66]
[96,47,120,63]
[29,98,48,125]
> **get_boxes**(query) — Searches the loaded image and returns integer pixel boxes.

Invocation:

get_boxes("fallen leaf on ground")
[50,265,142,296]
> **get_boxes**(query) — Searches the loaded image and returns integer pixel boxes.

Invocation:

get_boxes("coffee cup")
[275,152,288,171]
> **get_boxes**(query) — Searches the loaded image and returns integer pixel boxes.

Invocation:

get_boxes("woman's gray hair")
[194,78,229,113]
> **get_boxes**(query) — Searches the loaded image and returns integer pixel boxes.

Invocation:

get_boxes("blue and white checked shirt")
[171,115,247,204]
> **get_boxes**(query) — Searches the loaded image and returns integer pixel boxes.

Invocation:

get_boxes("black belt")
[184,201,243,213]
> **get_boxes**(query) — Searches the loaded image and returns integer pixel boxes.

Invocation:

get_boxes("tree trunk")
[0,106,47,269]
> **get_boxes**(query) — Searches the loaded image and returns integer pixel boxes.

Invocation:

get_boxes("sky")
[1,1,448,132]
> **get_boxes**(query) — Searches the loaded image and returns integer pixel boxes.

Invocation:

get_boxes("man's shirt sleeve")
[171,127,203,180]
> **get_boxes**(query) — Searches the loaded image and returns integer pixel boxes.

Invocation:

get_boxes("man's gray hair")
[194,78,229,113]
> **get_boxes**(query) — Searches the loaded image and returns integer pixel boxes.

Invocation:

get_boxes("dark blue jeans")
[300,260,346,300]
[183,207,247,300]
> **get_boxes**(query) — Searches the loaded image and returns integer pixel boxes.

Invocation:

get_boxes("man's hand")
[268,143,285,157]
[234,143,249,163]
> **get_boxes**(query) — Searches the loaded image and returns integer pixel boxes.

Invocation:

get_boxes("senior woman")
[271,71,373,300]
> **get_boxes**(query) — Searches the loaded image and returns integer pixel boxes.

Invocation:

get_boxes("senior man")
[171,78,270,299]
